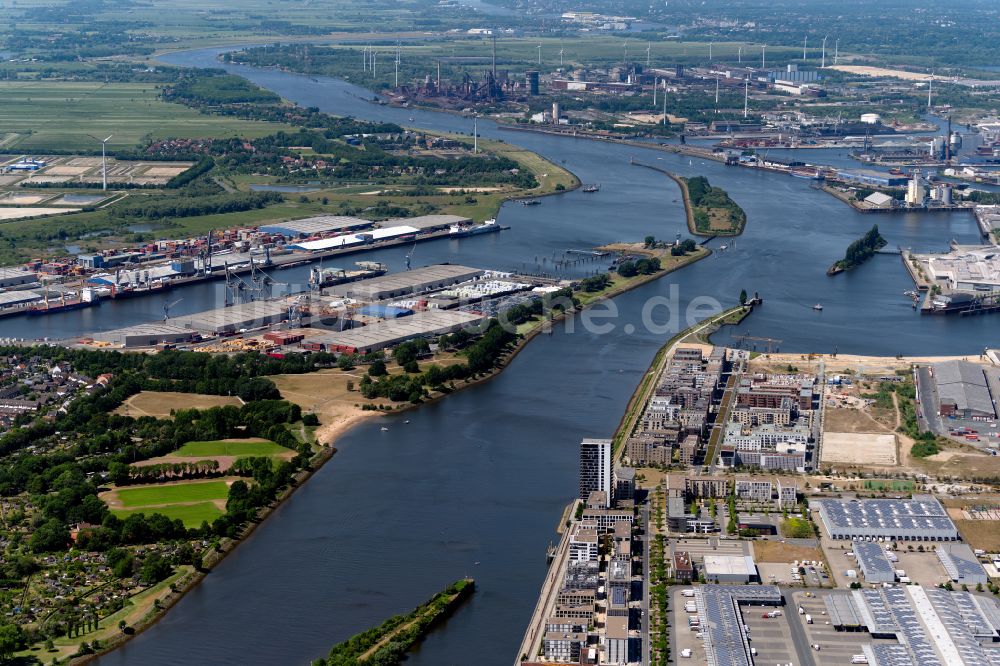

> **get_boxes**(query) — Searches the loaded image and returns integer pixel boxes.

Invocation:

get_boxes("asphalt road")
[782,592,817,666]
[641,503,650,666]
[915,365,944,435]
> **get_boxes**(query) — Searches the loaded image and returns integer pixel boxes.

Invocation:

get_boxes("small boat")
[521,199,541,206]
[404,420,410,424]
[812,303,823,311]
[380,426,389,431]
[719,244,728,251]
[408,116,415,121]
[582,183,600,193]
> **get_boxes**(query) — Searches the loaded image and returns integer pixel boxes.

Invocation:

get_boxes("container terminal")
[0,213,508,320]
[45,263,569,354]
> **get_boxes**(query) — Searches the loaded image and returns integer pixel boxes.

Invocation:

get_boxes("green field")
[114,480,231,507]
[175,439,291,457]
[0,81,291,152]
[111,501,224,527]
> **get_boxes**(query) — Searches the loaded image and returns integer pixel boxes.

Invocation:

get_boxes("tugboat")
[582,183,601,193]
[812,303,823,311]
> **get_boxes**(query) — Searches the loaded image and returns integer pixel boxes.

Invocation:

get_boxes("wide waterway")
[65,46,998,664]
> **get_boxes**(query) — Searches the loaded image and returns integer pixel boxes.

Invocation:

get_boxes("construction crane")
[287,295,304,329]
[162,298,183,321]
[733,331,782,353]
[404,242,416,270]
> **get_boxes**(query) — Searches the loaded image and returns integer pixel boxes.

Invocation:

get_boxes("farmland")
[0,81,291,152]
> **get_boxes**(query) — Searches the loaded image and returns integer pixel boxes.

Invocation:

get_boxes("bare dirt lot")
[114,391,243,418]
[753,539,824,564]
[955,520,1000,552]
[822,432,897,466]
[823,407,890,434]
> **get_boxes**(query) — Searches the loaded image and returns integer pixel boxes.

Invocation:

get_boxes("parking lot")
[791,591,858,666]
[669,587,707,663]
[742,604,800,666]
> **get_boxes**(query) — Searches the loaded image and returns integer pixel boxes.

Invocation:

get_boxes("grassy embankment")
[313,579,474,665]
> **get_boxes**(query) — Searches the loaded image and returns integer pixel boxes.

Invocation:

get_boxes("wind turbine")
[738,46,742,64]
[653,77,657,107]
[646,42,651,67]
[88,134,113,190]
[761,45,767,70]
[928,71,934,109]
[821,36,828,68]
[744,78,749,118]
[709,41,713,61]
[559,47,564,67]
[834,38,840,65]
[537,43,541,66]
[803,35,808,61]
[624,39,629,63]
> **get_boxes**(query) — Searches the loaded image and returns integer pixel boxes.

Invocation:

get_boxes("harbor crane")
[404,243,417,270]
[162,298,183,321]
[733,332,782,353]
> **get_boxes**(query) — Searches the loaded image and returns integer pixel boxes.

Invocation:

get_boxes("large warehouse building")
[933,360,996,419]
[309,310,485,353]
[815,496,960,542]
[826,586,1000,666]
[259,215,371,238]
[0,267,38,289]
[332,264,484,301]
[702,555,759,583]
[171,301,290,335]
[853,541,896,583]
[94,323,197,348]
[260,214,471,239]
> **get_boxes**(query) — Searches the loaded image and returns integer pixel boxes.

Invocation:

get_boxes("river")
[69,46,997,665]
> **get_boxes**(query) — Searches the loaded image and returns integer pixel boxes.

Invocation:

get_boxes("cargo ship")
[790,168,823,180]
[28,286,100,316]
[449,219,500,237]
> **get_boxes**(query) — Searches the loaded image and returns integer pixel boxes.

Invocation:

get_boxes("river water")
[66,47,996,665]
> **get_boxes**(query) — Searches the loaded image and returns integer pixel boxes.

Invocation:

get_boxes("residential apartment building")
[579,438,612,507]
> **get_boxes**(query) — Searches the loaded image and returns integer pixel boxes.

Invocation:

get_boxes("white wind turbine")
[88,133,113,190]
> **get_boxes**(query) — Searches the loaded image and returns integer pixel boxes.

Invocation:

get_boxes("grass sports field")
[115,391,243,418]
[104,479,236,527]
[174,439,291,457]
[0,81,290,152]
[115,480,231,507]
[111,502,224,527]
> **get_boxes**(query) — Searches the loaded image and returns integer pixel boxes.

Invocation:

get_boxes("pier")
[513,501,576,665]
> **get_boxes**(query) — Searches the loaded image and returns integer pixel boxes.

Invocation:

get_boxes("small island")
[682,175,748,236]
[827,224,887,275]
